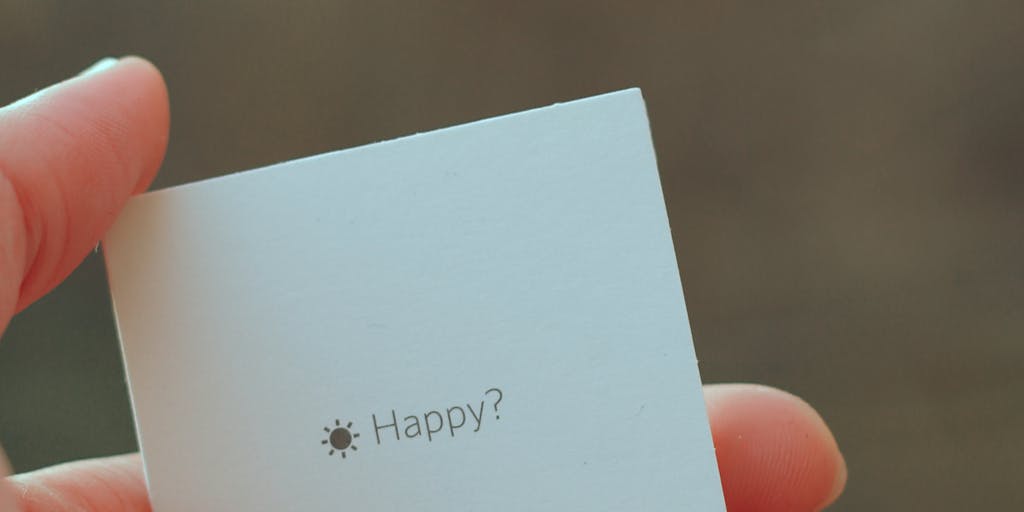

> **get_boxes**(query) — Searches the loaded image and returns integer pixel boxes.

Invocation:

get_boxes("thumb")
[0,56,169,326]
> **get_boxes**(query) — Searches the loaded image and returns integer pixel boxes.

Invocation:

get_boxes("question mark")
[485,388,503,420]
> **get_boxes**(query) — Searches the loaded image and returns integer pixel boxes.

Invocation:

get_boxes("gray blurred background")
[1,1,1021,509]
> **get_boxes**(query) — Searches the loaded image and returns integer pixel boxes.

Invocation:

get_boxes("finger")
[3,454,149,512]
[705,384,847,512]
[0,56,169,319]
[0,387,845,512]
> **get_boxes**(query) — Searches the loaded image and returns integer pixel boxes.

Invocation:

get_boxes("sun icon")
[322,419,360,459]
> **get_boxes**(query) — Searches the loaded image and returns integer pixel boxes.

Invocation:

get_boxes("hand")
[0,58,846,512]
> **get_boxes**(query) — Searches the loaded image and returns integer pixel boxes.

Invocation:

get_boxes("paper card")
[103,89,725,511]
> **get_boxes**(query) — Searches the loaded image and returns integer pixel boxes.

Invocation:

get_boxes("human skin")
[0,57,846,512]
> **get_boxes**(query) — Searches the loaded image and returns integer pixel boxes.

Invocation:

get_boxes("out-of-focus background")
[1,2,1021,509]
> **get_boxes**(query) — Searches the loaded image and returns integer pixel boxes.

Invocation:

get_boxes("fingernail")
[2,58,119,111]
[79,57,119,76]
[819,455,848,510]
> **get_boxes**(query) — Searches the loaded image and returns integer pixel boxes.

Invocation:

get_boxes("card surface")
[104,89,725,511]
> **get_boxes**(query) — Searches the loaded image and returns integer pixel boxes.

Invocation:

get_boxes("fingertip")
[705,383,846,512]
[40,55,169,195]
[89,56,170,194]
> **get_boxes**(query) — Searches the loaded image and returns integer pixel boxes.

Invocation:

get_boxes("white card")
[104,89,725,511]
